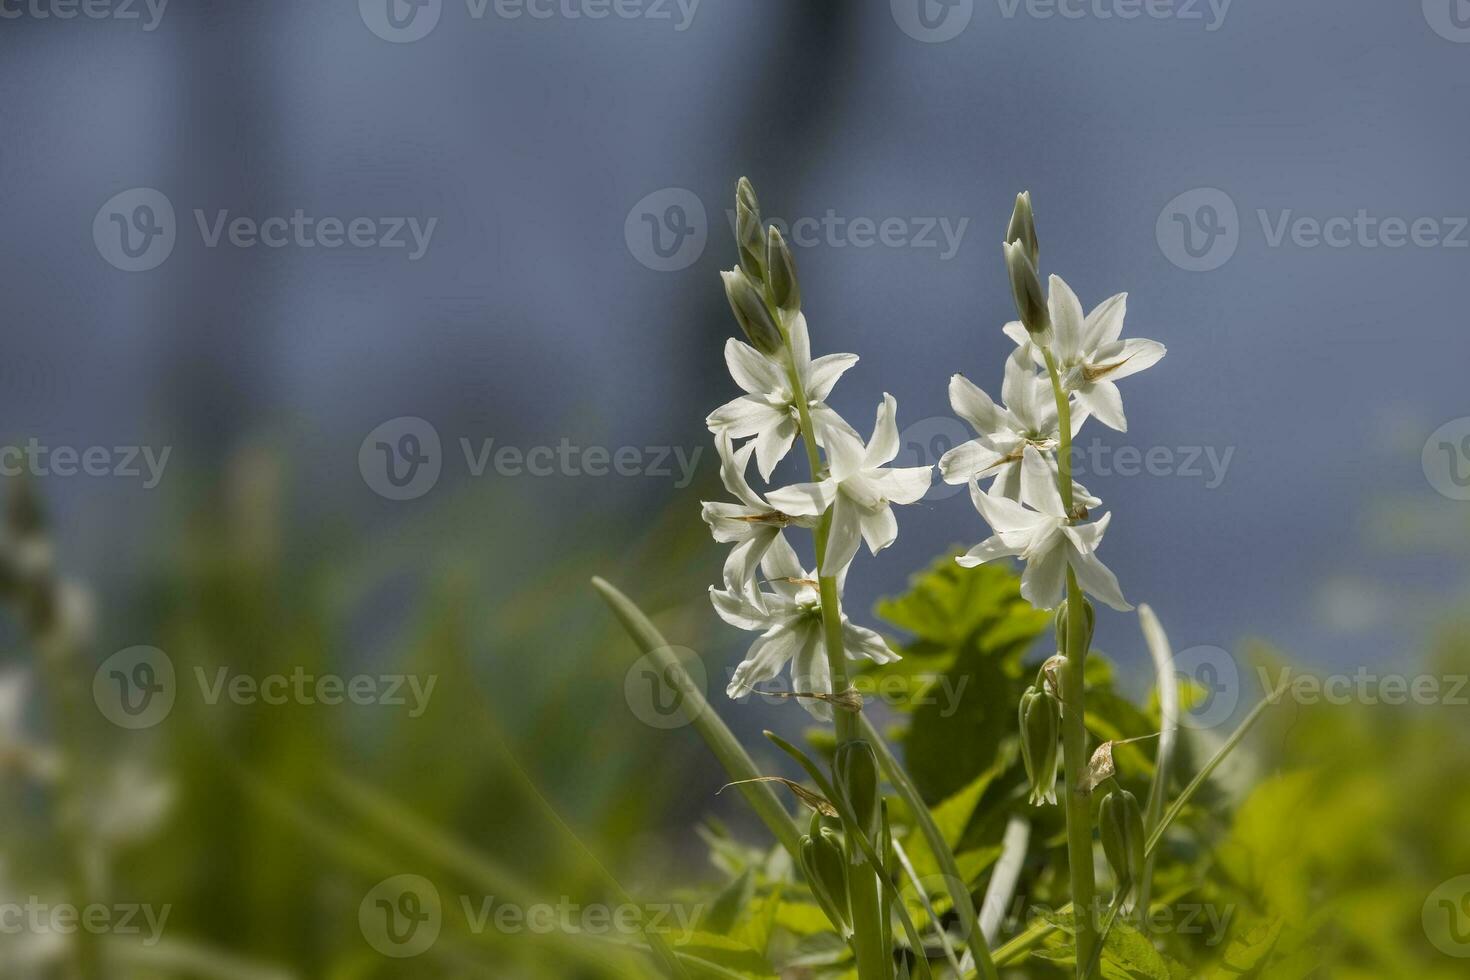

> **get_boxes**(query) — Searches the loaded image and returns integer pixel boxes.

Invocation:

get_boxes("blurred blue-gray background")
[3,0,1468,686]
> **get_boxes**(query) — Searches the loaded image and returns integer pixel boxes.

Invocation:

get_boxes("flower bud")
[1018,686,1060,806]
[736,200,765,281]
[1099,788,1146,912]
[1004,241,1051,338]
[736,176,761,219]
[1006,191,1039,268]
[799,829,852,937]
[721,269,783,357]
[834,739,882,843]
[1054,598,1095,652]
[765,226,800,317]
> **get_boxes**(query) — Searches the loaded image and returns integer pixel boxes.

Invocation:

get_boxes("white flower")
[940,353,1098,509]
[958,446,1130,612]
[706,312,860,480]
[711,536,898,720]
[700,433,817,589]
[767,394,933,574]
[1003,276,1165,432]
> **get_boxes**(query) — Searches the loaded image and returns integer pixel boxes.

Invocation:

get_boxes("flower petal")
[707,394,785,439]
[1082,292,1127,352]
[715,433,766,508]
[843,620,900,665]
[789,622,832,720]
[1061,511,1112,556]
[1069,546,1132,611]
[807,353,859,402]
[1072,381,1127,433]
[824,426,868,482]
[725,338,788,397]
[874,465,933,506]
[864,393,901,467]
[726,623,802,697]
[1019,445,1067,518]
[939,438,1009,486]
[723,526,780,589]
[859,504,898,555]
[957,534,1024,567]
[1090,338,1166,383]
[949,375,1009,436]
[710,583,769,631]
[786,312,812,375]
[765,479,837,518]
[1020,541,1068,610]
[970,480,1050,534]
[1047,275,1086,363]
[753,416,800,480]
[823,493,864,574]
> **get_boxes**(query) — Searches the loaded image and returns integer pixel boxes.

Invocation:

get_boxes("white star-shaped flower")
[940,353,1098,509]
[711,536,898,720]
[766,394,933,574]
[700,433,817,589]
[1003,276,1165,432]
[706,312,860,480]
[958,446,1130,612]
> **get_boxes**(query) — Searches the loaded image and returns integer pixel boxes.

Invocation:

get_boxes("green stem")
[777,310,885,979]
[1042,349,1098,978]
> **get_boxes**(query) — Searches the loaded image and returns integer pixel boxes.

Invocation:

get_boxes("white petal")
[950,375,1010,436]
[806,353,859,401]
[1019,445,1067,517]
[971,480,1049,534]
[1002,320,1032,350]
[1090,338,1166,383]
[939,439,1009,485]
[1062,511,1112,556]
[789,623,832,720]
[810,403,862,449]
[1004,360,1057,436]
[1069,546,1132,611]
[753,417,799,480]
[843,620,899,665]
[1082,293,1127,351]
[765,479,837,518]
[707,394,785,439]
[710,584,769,631]
[760,534,808,593]
[1047,275,1086,363]
[989,461,1023,502]
[874,465,933,506]
[824,426,868,482]
[957,534,1024,567]
[1020,542,1068,610]
[859,505,899,555]
[723,527,779,589]
[864,393,901,467]
[726,624,801,697]
[715,433,766,508]
[701,501,758,543]
[823,494,863,574]
[786,312,812,375]
[724,338,787,396]
[1073,381,1127,433]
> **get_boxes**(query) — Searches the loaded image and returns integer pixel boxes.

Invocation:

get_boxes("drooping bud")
[721,269,783,356]
[765,226,800,317]
[1005,191,1039,268]
[1018,686,1061,806]
[799,829,852,937]
[1004,241,1051,338]
[834,739,882,844]
[1054,598,1095,653]
[1099,788,1146,912]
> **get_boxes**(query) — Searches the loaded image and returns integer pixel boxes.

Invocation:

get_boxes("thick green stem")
[1042,350,1098,977]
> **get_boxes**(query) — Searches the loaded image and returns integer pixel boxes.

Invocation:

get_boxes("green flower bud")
[1004,241,1051,338]
[834,739,882,844]
[765,226,800,317]
[1006,191,1039,268]
[1018,686,1060,806]
[1054,598,1095,653]
[1099,788,1146,911]
[736,200,765,281]
[736,176,760,219]
[721,269,783,357]
[799,829,851,937]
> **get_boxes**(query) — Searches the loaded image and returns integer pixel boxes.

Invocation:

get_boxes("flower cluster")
[701,179,932,718]
[944,193,1165,612]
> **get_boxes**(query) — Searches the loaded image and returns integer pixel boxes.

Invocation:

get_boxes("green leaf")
[700,869,755,936]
